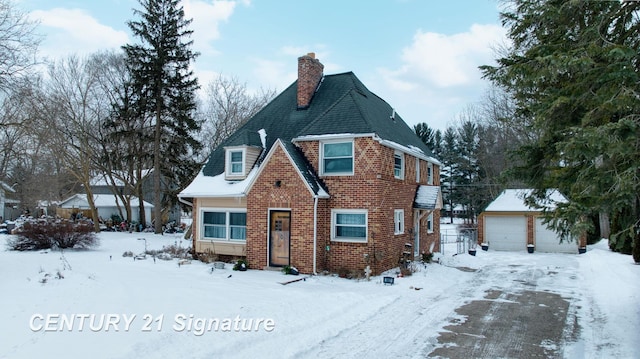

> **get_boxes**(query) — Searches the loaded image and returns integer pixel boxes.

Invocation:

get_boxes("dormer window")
[226,148,245,177]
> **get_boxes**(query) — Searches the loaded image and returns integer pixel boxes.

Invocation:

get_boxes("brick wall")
[297,137,439,275]
[246,143,320,273]
[526,215,535,246]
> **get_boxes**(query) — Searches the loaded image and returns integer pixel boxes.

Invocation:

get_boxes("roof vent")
[390,108,396,122]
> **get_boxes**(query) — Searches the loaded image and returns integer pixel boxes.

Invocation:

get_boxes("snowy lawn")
[0,229,637,358]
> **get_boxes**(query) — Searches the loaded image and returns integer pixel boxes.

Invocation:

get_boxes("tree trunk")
[83,183,101,233]
[633,196,640,264]
[153,100,162,234]
[598,212,611,239]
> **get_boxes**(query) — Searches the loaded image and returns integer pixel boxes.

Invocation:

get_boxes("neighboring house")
[58,194,153,224]
[86,170,180,224]
[179,53,442,275]
[478,189,586,253]
[443,204,466,218]
[1,181,19,221]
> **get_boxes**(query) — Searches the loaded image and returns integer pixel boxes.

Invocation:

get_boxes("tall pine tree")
[123,0,202,233]
[482,0,640,261]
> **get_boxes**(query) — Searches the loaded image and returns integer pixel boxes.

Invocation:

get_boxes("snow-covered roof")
[414,185,442,210]
[59,194,154,209]
[89,170,152,187]
[179,168,258,198]
[484,189,567,212]
[179,141,330,199]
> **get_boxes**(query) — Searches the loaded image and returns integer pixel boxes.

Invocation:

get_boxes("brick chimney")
[297,52,324,109]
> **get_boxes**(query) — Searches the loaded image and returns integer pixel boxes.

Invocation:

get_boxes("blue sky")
[20,0,507,131]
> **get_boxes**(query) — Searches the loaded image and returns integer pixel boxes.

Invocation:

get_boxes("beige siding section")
[198,197,247,208]
[193,196,248,256]
[196,241,246,256]
[245,147,261,171]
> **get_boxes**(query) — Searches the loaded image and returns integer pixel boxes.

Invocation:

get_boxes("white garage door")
[484,216,527,251]
[535,218,578,253]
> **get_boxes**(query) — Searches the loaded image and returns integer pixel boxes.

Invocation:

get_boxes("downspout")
[313,195,318,275]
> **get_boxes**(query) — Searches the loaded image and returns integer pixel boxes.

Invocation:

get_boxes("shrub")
[421,252,434,263]
[233,258,247,271]
[9,220,98,251]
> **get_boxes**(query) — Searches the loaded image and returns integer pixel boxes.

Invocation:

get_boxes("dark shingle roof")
[202,72,432,177]
[280,141,328,197]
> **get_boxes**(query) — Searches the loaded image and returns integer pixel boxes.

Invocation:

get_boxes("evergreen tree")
[439,127,459,223]
[482,0,640,261]
[414,123,436,154]
[453,120,484,224]
[123,0,202,233]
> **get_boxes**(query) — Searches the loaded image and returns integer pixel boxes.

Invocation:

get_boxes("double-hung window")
[427,212,434,233]
[227,149,244,176]
[322,141,353,175]
[202,210,247,241]
[331,210,367,242]
[394,152,404,179]
[427,163,433,185]
[394,209,404,235]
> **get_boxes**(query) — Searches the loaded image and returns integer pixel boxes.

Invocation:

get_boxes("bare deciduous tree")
[198,74,276,162]
[41,54,111,231]
[0,0,40,92]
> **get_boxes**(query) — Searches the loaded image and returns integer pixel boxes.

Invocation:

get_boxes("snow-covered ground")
[0,225,637,358]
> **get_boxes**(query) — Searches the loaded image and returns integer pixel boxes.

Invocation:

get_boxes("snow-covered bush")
[8,220,98,251]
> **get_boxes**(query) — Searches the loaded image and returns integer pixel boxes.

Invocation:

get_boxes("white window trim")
[200,208,247,242]
[394,151,404,179]
[225,148,246,176]
[427,212,434,233]
[331,209,368,243]
[427,162,433,185]
[415,158,421,183]
[394,209,404,235]
[320,139,354,176]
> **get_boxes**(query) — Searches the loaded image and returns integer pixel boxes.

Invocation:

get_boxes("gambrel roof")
[201,72,433,177]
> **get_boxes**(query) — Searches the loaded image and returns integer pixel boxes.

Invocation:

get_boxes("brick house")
[179,53,442,275]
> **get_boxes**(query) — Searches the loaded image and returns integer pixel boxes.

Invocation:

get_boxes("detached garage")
[478,189,582,253]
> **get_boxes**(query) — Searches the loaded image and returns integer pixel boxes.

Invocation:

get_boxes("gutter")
[178,196,193,207]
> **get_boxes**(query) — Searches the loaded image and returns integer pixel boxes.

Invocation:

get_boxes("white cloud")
[29,8,129,59]
[386,24,506,89]
[183,0,238,56]
[251,58,296,91]
[369,23,507,130]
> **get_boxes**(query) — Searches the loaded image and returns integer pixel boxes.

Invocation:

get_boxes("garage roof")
[484,189,567,212]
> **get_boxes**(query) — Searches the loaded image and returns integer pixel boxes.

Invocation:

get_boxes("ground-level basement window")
[202,210,247,241]
[331,209,367,242]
